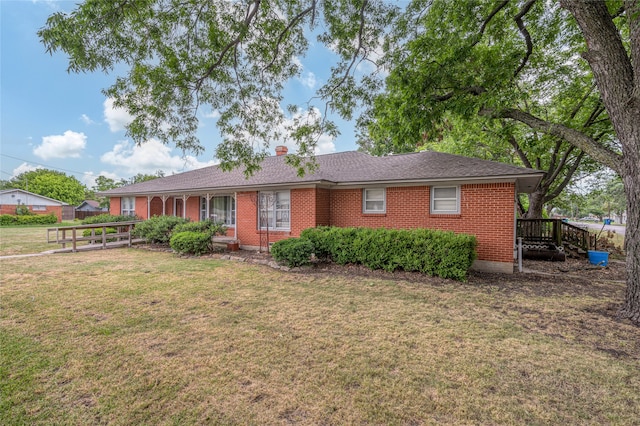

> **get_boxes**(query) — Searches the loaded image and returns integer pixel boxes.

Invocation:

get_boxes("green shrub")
[132,215,188,244]
[271,238,315,267]
[15,205,32,215]
[82,227,117,237]
[0,213,58,226]
[169,231,212,255]
[299,226,477,281]
[82,214,138,225]
[173,219,227,237]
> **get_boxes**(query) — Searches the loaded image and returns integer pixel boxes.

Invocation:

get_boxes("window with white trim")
[32,205,46,211]
[121,197,136,216]
[431,186,460,214]
[200,195,235,225]
[258,191,290,230]
[363,188,385,213]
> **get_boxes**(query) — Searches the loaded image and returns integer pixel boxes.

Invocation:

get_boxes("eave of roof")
[99,150,545,197]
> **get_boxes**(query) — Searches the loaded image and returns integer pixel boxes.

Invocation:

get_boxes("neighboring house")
[102,148,545,273]
[0,189,68,222]
[76,200,108,212]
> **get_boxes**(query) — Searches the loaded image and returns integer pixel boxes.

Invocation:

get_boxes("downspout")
[234,192,237,241]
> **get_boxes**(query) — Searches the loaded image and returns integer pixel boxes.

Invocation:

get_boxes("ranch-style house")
[102,148,545,273]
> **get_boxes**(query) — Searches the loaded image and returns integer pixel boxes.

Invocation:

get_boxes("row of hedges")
[81,214,140,225]
[271,227,477,281]
[131,216,227,255]
[0,213,58,226]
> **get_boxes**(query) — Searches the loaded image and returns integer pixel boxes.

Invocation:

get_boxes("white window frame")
[258,190,290,231]
[363,188,386,214]
[200,195,236,226]
[32,205,47,211]
[430,186,460,214]
[121,196,136,216]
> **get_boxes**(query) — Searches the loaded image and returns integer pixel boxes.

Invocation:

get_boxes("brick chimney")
[275,145,288,156]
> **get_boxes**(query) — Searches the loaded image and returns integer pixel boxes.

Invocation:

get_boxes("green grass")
[0,222,87,256]
[1,245,639,425]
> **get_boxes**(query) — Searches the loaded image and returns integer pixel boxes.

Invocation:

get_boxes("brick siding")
[108,182,515,264]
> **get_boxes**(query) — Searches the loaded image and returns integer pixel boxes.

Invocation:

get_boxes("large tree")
[363,0,639,323]
[6,169,87,206]
[39,0,640,323]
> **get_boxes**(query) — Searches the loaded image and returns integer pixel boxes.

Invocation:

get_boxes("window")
[431,186,460,214]
[258,191,290,230]
[363,188,385,213]
[200,195,235,225]
[121,197,136,216]
[32,205,46,211]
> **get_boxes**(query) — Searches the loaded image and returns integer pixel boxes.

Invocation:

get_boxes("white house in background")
[0,189,67,222]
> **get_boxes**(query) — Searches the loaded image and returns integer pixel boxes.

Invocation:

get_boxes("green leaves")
[6,169,87,206]
[39,0,396,174]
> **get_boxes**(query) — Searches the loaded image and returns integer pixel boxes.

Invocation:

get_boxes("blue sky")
[1,0,359,189]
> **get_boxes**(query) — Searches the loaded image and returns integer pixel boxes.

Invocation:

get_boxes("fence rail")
[516,219,593,252]
[47,220,142,252]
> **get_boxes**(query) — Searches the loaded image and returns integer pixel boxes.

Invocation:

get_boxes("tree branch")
[264,1,317,71]
[513,0,536,78]
[545,151,585,201]
[506,134,533,168]
[471,1,509,48]
[479,106,622,172]
[195,0,262,91]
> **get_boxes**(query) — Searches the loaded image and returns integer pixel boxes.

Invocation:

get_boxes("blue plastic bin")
[604,218,612,225]
[588,250,609,267]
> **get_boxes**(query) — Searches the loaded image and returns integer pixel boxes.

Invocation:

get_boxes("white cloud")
[12,162,43,178]
[33,130,87,160]
[203,109,221,119]
[81,171,121,189]
[100,139,217,175]
[103,98,134,132]
[80,114,96,125]
[299,71,317,89]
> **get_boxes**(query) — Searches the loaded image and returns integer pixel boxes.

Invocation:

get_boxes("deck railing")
[516,219,593,252]
[47,220,142,252]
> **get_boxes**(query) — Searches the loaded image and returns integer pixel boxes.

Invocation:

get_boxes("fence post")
[553,220,562,247]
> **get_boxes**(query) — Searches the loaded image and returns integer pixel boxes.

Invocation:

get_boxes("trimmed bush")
[131,215,188,243]
[298,226,477,281]
[82,214,138,225]
[170,231,212,255]
[173,220,227,237]
[0,213,58,226]
[271,238,315,267]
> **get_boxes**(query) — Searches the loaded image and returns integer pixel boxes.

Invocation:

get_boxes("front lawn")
[1,249,638,424]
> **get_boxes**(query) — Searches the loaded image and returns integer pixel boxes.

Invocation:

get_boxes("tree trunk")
[560,0,640,325]
[524,191,545,219]
[619,149,640,323]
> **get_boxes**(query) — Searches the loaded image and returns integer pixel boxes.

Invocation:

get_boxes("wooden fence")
[47,220,142,252]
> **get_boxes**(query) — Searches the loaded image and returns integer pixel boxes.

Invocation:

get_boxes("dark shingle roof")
[102,150,544,196]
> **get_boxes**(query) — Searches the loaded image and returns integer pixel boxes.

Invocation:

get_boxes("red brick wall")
[109,197,121,216]
[315,188,331,226]
[109,183,515,264]
[0,205,62,222]
[330,184,515,263]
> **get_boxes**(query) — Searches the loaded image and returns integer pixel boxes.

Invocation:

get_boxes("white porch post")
[205,193,211,221]
[182,195,189,218]
[161,195,169,216]
[234,192,237,240]
[147,196,152,219]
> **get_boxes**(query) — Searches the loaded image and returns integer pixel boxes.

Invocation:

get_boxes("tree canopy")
[4,169,87,206]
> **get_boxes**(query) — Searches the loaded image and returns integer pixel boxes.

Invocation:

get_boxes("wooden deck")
[516,218,594,253]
